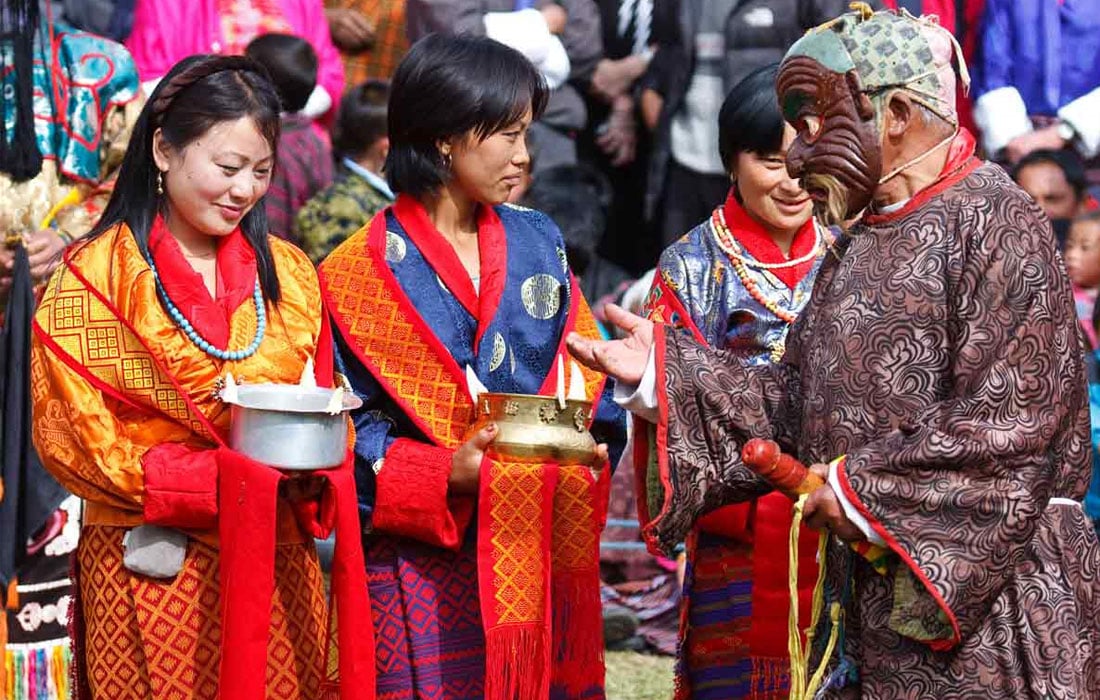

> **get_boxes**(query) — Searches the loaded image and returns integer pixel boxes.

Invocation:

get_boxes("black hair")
[521,164,611,277]
[333,80,390,159]
[244,33,318,113]
[1013,149,1088,201]
[0,0,43,181]
[85,54,283,304]
[718,63,786,173]
[385,33,549,197]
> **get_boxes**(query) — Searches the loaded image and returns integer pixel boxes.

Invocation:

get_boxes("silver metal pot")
[225,384,363,470]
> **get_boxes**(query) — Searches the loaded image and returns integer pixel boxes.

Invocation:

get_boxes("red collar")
[862,129,981,225]
[721,193,818,290]
[391,194,507,349]
[148,215,258,348]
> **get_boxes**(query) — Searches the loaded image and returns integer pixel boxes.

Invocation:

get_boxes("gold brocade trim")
[321,230,473,448]
[36,265,214,440]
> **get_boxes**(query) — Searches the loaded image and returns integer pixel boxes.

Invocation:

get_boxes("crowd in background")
[27,0,1100,657]
[37,1,1093,296]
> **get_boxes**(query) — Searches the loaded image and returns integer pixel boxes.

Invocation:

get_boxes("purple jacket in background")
[976,0,1100,115]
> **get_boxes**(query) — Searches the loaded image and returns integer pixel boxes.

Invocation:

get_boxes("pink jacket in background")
[126,0,345,119]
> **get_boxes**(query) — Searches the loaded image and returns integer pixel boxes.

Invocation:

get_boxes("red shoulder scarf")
[720,193,818,290]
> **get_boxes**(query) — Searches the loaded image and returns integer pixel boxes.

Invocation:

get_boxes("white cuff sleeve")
[1059,87,1100,160]
[301,85,333,119]
[973,87,1032,155]
[828,460,886,546]
[539,35,571,90]
[613,347,659,424]
[484,9,552,65]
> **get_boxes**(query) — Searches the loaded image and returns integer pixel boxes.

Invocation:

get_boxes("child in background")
[297,80,392,263]
[245,33,335,246]
[1088,301,1100,537]
[1065,211,1100,348]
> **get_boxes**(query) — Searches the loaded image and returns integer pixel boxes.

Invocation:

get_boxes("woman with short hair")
[319,34,625,700]
[636,64,829,699]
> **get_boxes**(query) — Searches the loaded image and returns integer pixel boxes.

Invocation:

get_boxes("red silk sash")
[321,210,610,698]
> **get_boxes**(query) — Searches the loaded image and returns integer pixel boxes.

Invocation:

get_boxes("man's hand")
[590,58,636,103]
[326,7,376,51]
[802,473,865,542]
[596,97,637,166]
[1005,125,1068,164]
[25,229,67,285]
[566,303,653,385]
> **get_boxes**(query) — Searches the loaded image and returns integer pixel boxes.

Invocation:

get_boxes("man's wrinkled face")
[777,56,883,226]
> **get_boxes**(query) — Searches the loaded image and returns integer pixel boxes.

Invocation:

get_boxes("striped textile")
[265,114,335,246]
[325,0,409,83]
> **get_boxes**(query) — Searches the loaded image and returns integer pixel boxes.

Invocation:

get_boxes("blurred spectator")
[880,2,984,138]
[577,0,677,275]
[521,163,634,307]
[880,0,954,31]
[1013,149,1093,247]
[125,0,345,121]
[1065,211,1100,348]
[521,163,608,284]
[1089,303,1100,536]
[245,33,335,244]
[297,80,393,262]
[405,0,603,174]
[325,0,408,83]
[974,0,1100,184]
[642,0,873,246]
[51,0,136,39]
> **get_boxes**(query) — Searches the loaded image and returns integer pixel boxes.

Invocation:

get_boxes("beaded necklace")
[711,207,801,325]
[710,207,822,362]
[148,258,267,361]
[713,204,822,270]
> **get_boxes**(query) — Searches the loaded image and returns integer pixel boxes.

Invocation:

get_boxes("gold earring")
[442,153,452,171]
[156,171,164,195]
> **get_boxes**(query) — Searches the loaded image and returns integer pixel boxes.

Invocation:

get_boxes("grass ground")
[604,651,675,700]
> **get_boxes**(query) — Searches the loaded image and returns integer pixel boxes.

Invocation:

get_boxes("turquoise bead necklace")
[147,257,266,361]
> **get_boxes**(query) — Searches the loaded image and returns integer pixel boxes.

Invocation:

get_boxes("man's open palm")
[566,304,654,385]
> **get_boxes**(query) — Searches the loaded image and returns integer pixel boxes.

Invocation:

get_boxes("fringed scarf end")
[484,627,551,700]
[550,570,605,694]
[4,640,72,700]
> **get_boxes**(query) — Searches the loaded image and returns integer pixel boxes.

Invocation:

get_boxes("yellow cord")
[38,187,83,230]
[787,495,842,700]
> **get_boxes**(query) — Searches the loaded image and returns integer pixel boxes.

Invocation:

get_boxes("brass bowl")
[470,392,597,466]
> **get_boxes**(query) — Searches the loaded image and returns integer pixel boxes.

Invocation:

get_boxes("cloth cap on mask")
[783,3,968,127]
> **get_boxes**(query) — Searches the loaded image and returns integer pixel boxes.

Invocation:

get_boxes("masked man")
[1,1,141,695]
[568,6,1100,697]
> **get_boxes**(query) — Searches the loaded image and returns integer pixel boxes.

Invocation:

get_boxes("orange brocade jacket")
[26,222,378,699]
[28,223,329,541]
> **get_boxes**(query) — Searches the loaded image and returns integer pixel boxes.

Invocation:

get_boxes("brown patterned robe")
[650,157,1100,698]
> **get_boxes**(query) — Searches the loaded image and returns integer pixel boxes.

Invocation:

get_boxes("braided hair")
[86,54,283,304]
[0,0,45,182]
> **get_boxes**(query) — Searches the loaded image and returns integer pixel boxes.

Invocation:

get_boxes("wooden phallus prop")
[741,438,825,500]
